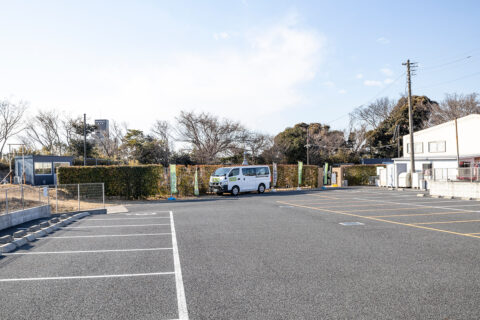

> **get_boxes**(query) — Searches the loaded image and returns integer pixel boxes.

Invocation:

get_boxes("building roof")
[403,113,480,139]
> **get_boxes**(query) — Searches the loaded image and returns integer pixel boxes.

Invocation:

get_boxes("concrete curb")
[34,230,47,238]
[0,211,92,254]
[25,234,36,242]
[0,242,16,253]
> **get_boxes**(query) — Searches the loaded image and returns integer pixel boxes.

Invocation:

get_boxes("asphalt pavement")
[2,187,480,319]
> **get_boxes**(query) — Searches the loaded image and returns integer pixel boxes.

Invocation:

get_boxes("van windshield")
[213,168,231,176]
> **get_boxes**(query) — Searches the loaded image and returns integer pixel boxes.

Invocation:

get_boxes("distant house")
[383,114,480,188]
[14,155,73,186]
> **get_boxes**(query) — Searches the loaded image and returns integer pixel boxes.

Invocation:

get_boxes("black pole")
[83,113,87,166]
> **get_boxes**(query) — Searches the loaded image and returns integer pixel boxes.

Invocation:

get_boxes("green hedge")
[58,164,319,199]
[343,165,378,186]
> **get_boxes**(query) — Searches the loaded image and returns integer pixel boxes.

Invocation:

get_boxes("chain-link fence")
[51,183,105,213]
[0,183,105,215]
[0,185,49,215]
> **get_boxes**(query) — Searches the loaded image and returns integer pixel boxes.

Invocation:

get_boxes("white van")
[209,165,271,196]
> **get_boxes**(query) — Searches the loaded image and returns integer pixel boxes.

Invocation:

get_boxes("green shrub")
[58,164,319,198]
[343,165,379,186]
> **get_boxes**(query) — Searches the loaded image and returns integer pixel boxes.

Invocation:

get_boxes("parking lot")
[2,187,480,319]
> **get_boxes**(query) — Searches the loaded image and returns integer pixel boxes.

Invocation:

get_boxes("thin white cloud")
[213,32,230,40]
[323,81,335,87]
[90,16,326,130]
[356,73,363,79]
[338,89,347,94]
[364,80,383,87]
[384,78,394,84]
[380,68,393,76]
[377,37,390,44]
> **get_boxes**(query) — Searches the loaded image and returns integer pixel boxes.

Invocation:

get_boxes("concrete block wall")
[429,181,480,199]
[0,205,51,231]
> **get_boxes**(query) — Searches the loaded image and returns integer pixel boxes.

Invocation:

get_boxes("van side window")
[256,167,269,176]
[229,168,240,177]
[242,168,255,176]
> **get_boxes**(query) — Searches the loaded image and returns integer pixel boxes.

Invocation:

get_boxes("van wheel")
[231,186,240,196]
[258,184,265,194]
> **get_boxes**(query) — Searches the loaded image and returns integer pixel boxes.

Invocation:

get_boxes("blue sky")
[1,0,479,135]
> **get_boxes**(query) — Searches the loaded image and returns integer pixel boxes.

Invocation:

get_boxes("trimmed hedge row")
[343,165,378,186]
[58,164,319,199]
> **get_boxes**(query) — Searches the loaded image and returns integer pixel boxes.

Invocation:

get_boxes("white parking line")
[0,272,175,282]
[42,233,172,239]
[64,224,170,228]
[88,217,170,221]
[3,248,173,255]
[170,211,189,320]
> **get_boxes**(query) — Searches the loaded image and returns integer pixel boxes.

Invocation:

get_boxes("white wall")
[402,114,480,159]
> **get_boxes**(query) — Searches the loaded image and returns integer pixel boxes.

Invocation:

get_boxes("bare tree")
[244,132,273,163]
[350,97,395,129]
[151,120,173,163]
[23,110,64,154]
[94,120,126,159]
[0,99,28,156]
[176,111,244,164]
[429,93,480,126]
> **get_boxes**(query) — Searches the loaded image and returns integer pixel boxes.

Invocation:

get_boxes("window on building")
[407,142,423,154]
[34,162,52,175]
[428,141,446,153]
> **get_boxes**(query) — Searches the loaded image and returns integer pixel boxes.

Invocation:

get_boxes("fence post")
[78,184,81,211]
[21,184,24,210]
[5,189,8,214]
[55,185,58,213]
[102,183,105,209]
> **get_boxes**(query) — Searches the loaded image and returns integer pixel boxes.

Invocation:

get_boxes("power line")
[325,72,406,125]
[416,71,480,90]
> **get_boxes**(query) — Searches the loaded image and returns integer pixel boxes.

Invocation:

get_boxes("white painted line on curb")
[0,272,175,282]
[39,233,172,239]
[63,224,170,229]
[4,248,173,255]
[170,210,189,320]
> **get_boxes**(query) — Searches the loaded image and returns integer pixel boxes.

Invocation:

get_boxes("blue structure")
[14,155,73,186]
[361,158,393,165]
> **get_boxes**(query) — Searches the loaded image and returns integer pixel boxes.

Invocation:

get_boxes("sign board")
[273,163,278,187]
[194,168,199,196]
[170,164,177,194]
[298,161,303,186]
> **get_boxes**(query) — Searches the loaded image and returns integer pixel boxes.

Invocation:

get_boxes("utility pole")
[83,113,87,166]
[402,59,416,180]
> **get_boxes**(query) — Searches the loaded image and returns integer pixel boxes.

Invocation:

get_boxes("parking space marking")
[352,197,480,213]
[64,224,170,228]
[3,248,173,255]
[344,206,446,213]
[43,233,172,239]
[88,217,170,221]
[0,272,175,282]
[371,211,468,218]
[169,211,189,320]
[413,219,480,225]
[277,201,480,240]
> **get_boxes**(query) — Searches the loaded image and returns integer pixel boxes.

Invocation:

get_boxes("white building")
[382,114,480,188]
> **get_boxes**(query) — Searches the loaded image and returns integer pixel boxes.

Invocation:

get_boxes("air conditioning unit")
[398,172,411,188]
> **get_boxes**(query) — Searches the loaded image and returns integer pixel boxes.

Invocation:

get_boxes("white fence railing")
[1,183,105,215]
[431,167,480,182]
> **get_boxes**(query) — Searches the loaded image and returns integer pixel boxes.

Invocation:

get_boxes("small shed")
[14,155,73,186]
